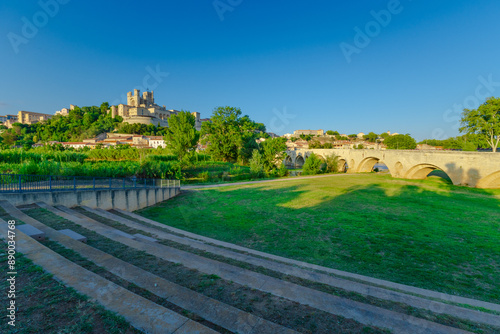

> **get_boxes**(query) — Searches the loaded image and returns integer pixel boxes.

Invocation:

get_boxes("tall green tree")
[384,134,417,150]
[201,106,264,162]
[260,137,287,172]
[164,111,200,161]
[460,97,500,152]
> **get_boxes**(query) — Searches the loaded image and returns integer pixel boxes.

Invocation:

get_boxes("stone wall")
[0,187,180,211]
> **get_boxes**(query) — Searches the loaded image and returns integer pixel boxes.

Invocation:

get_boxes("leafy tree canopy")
[326,130,339,136]
[460,96,500,152]
[164,110,200,161]
[384,134,417,150]
[201,106,265,162]
[363,132,378,143]
[0,104,122,146]
[259,137,287,172]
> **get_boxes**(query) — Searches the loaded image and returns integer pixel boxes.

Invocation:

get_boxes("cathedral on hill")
[110,89,201,131]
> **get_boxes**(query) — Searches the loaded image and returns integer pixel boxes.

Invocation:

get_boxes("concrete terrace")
[1,199,499,333]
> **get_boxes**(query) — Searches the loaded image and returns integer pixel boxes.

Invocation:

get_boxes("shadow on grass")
[138,177,500,303]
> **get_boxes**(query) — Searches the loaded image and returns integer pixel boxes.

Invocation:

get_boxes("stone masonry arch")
[404,163,456,184]
[476,170,500,189]
[338,159,347,173]
[295,155,305,168]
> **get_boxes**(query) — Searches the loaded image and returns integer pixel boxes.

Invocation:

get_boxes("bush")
[249,150,264,177]
[302,153,323,175]
[277,163,289,177]
[324,153,339,173]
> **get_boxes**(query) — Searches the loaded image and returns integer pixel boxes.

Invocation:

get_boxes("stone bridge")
[285,149,500,188]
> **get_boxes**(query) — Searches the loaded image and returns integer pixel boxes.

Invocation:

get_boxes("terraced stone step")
[1,201,294,334]
[0,217,217,334]
[38,203,472,334]
[78,206,499,327]
[113,208,500,314]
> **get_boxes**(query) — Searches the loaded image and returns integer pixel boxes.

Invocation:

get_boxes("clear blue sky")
[1,0,500,141]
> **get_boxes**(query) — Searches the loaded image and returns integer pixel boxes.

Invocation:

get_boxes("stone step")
[3,202,295,334]
[80,206,500,327]
[113,207,500,314]
[133,233,158,243]
[0,214,217,334]
[57,229,87,243]
[16,224,45,241]
[39,203,472,334]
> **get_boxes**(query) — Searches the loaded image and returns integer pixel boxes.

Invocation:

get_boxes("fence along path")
[0,173,179,193]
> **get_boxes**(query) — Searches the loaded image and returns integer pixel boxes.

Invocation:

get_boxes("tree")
[249,149,264,177]
[324,153,340,173]
[308,140,322,149]
[379,132,390,140]
[164,111,200,161]
[384,134,417,150]
[302,153,323,175]
[363,132,378,143]
[201,106,263,162]
[460,97,500,152]
[260,137,287,172]
[326,130,339,136]
[100,102,110,115]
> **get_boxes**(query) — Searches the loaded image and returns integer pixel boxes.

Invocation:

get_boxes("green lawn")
[137,174,500,303]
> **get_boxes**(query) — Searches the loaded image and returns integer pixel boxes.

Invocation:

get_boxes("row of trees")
[164,106,288,175]
[0,103,121,148]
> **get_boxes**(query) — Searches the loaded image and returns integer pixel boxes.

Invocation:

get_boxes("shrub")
[324,153,339,173]
[277,163,289,177]
[302,153,323,175]
[249,150,264,177]
[199,171,210,182]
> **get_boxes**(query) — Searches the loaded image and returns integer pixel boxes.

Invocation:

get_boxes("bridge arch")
[356,156,392,175]
[338,159,347,173]
[356,157,380,173]
[284,155,293,168]
[295,155,305,168]
[404,163,453,183]
[476,170,500,189]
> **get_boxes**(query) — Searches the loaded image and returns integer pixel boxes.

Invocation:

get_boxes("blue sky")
[1,0,500,141]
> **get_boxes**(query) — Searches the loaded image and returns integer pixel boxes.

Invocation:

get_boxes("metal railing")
[0,174,180,193]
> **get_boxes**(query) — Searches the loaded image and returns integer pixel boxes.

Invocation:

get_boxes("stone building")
[294,129,324,136]
[110,89,202,131]
[55,105,76,116]
[3,111,52,128]
[0,115,18,125]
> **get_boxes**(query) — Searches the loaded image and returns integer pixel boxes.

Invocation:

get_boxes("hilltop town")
[0,89,415,151]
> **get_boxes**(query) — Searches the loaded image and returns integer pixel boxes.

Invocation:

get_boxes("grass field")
[138,173,500,304]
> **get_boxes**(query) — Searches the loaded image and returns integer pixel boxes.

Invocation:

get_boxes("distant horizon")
[2,1,499,142]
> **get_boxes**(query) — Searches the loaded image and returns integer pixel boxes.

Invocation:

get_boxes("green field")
[138,174,500,303]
